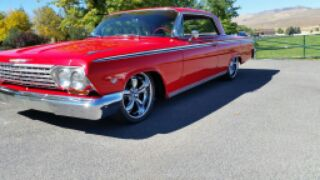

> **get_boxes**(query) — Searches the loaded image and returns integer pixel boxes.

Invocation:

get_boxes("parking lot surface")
[0,60,320,179]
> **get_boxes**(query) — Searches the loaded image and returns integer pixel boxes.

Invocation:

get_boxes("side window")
[183,15,218,36]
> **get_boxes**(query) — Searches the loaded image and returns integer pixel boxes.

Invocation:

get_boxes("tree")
[0,9,31,41]
[0,12,6,42]
[295,27,301,34]
[34,6,65,41]
[53,0,106,39]
[0,12,5,19]
[237,25,253,34]
[286,27,295,35]
[3,9,31,32]
[202,0,240,34]
[315,27,319,32]
[100,0,198,14]
[277,28,284,34]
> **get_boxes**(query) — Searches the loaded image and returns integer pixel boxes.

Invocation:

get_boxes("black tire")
[224,57,240,80]
[115,73,155,123]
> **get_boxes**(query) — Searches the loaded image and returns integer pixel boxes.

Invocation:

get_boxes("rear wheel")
[224,57,240,80]
[117,73,155,123]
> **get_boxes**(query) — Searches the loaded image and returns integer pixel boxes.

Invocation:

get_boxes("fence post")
[303,35,306,59]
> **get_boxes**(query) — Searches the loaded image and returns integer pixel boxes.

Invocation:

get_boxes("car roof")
[112,7,213,16]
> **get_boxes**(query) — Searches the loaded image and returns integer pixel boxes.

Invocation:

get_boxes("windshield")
[91,10,177,37]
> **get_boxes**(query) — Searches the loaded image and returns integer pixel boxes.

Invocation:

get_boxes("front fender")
[87,51,183,97]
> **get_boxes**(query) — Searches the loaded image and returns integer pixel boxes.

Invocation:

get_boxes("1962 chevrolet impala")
[0,7,254,123]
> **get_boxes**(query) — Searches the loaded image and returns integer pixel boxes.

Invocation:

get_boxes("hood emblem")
[9,58,29,63]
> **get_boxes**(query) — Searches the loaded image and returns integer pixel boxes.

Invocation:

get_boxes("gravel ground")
[0,60,320,179]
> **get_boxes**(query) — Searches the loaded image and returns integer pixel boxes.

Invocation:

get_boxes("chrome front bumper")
[0,86,123,120]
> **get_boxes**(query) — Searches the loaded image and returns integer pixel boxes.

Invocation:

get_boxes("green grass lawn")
[255,35,320,59]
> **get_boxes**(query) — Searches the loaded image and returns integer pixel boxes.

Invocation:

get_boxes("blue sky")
[235,0,320,14]
[1,0,320,16]
[0,0,55,15]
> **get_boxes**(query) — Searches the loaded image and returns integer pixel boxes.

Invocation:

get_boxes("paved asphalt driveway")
[0,60,320,179]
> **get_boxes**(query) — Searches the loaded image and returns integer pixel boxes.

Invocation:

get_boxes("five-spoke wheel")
[119,73,155,123]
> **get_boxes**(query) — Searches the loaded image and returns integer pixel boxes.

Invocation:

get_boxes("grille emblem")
[9,59,29,63]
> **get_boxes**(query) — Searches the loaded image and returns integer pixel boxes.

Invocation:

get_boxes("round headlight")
[52,68,72,89]
[70,69,89,91]
[51,66,91,94]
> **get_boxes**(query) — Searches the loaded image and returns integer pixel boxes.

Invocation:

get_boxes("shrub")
[2,28,23,48]
[277,28,284,34]
[3,28,48,49]
[285,26,301,36]
[17,31,48,47]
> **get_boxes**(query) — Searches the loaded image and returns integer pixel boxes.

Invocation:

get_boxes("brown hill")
[233,7,320,29]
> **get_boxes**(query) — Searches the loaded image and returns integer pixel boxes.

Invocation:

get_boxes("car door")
[180,14,223,87]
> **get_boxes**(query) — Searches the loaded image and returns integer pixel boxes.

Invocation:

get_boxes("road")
[0,60,320,179]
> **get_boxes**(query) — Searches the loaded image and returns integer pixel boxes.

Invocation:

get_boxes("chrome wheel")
[122,73,154,121]
[228,58,239,79]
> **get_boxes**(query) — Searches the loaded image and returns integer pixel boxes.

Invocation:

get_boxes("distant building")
[255,29,276,36]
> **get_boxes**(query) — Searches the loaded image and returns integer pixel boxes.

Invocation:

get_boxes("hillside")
[233,7,320,29]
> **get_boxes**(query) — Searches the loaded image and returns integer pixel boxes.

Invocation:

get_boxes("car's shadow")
[19,69,279,139]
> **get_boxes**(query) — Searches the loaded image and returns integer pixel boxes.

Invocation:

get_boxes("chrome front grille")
[0,63,57,89]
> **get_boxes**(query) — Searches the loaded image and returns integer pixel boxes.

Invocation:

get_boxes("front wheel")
[224,57,240,80]
[117,73,155,123]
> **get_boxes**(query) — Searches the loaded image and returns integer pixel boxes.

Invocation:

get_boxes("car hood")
[0,36,184,66]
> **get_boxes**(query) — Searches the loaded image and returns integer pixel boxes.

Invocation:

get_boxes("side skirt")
[168,70,228,98]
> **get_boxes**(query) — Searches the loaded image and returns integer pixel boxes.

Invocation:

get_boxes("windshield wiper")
[116,34,140,37]
[87,34,102,38]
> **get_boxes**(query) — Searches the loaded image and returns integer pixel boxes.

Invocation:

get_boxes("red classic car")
[0,7,254,123]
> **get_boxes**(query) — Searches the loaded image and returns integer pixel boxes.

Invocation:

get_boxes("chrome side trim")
[93,43,214,63]
[169,71,227,98]
[0,86,123,120]
[93,39,252,63]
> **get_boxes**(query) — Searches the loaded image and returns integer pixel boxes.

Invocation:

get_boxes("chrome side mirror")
[189,30,200,41]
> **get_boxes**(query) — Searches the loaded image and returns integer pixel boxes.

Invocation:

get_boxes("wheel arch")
[122,66,169,100]
[237,56,244,64]
[230,54,242,64]
[146,71,167,100]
